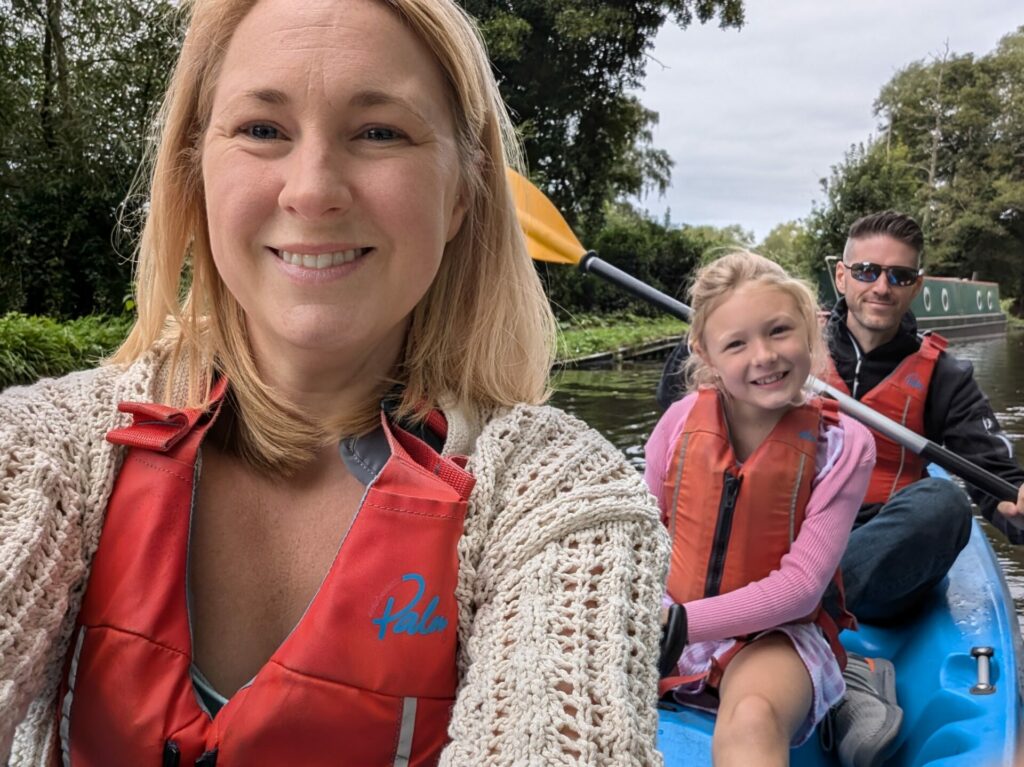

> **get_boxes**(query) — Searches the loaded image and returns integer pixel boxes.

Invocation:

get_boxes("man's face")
[835,235,923,342]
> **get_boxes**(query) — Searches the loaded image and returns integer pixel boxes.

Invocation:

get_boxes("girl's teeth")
[757,372,785,384]
[278,248,364,269]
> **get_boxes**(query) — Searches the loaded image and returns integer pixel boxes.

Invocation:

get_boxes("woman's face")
[202,0,468,378]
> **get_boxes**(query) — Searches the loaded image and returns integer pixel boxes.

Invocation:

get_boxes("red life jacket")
[825,333,947,504]
[659,389,853,693]
[55,379,474,767]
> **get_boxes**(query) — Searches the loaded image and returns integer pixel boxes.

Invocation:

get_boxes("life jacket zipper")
[704,471,743,597]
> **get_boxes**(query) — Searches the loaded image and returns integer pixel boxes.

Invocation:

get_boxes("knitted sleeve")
[0,363,148,763]
[441,405,669,767]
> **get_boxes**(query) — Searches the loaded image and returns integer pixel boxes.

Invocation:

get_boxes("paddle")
[507,168,1024,529]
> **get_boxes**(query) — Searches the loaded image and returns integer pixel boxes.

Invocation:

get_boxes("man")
[827,210,1024,622]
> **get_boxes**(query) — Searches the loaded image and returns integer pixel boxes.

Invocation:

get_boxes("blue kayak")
[657,516,1023,765]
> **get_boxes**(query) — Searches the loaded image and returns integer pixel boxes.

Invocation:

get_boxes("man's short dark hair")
[843,210,924,264]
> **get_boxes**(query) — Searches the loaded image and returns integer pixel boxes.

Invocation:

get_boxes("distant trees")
[540,203,747,318]
[804,27,1024,304]
[0,0,181,317]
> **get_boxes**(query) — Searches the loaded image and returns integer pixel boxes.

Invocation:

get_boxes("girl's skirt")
[669,622,845,746]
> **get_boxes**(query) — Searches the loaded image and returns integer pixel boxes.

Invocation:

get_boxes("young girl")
[645,251,876,766]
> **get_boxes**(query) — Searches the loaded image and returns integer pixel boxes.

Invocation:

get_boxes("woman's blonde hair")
[112,0,555,475]
[683,250,825,395]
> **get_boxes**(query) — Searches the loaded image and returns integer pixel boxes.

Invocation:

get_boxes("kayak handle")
[970,646,996,695]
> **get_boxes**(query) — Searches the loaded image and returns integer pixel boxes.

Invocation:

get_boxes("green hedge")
[0,313,133,390]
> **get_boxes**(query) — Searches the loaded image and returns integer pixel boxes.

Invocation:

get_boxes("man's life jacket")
[55,379,475,767]
[826,333,947,505]
[660,388,854,691]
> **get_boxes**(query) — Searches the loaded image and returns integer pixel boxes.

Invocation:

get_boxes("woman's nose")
[278,139,354,220]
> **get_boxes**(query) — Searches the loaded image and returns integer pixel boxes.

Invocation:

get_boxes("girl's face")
[201,0,468,380]
[699,282,812,422]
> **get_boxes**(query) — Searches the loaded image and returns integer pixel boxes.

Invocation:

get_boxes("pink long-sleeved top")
[644,393,876,643]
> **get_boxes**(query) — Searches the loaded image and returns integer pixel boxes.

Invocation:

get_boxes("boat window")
[977,290,983,311]
[923,287,932,311]
[941,288,950,312]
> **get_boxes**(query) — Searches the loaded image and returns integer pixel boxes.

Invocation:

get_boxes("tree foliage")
[539,202,745,318]
[804,27,1024,303]
[0,0,181,317]
[463,0,744,237]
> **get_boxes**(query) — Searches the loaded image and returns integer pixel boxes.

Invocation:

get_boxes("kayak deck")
[657,518,1023,765]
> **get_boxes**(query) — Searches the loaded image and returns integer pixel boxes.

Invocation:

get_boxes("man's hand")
[996,483,1024,518]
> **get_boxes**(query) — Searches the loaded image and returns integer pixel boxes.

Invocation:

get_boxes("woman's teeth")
[278,248,366,269]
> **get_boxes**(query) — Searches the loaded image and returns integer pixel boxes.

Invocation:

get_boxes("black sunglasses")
[843,261,922,287]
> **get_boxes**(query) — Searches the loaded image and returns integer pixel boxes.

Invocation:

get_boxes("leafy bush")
[0,313,133,389]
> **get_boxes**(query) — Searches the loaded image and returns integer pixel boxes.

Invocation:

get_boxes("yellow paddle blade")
[506,168,587,265]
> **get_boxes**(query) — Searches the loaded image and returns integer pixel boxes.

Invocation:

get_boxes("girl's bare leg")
[712,634,814,767]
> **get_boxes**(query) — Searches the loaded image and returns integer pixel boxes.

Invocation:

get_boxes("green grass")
[0,310,685,388]
[0,313,133,389]
[556,312,686,361]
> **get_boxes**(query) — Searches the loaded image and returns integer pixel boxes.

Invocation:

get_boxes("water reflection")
[550,329,1024,632]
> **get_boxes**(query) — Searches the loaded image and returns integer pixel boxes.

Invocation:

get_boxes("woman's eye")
[241,123,280,141]
[363,126,401,142]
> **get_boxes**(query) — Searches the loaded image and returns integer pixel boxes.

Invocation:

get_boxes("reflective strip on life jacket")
[826,333,947,504]
[56,382,473,767]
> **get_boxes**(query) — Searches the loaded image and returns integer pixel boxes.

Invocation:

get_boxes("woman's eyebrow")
[237,87,427,121]
[242,88,289,105]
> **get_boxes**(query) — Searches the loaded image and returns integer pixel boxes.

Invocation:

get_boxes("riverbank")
[556,313,686,366]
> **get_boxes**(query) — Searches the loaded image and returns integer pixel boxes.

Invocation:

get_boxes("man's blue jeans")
[840,477,973,623]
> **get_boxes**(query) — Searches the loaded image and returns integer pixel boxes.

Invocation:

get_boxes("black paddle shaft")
[579,253,693,322]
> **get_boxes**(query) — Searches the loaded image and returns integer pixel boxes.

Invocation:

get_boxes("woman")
[0,0,668,764]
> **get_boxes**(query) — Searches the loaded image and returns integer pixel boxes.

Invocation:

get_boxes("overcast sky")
[634,1,1023,241]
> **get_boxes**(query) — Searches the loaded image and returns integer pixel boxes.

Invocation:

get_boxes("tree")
[462,0,744,237]
[805,141,921,261]
[808,28,1024,304]
[757,220,816,280]
[0,1,182,317]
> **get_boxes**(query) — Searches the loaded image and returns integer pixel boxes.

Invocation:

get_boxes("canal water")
[550,328,1024,630]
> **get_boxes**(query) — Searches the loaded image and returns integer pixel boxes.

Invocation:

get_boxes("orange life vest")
[55,379,474,767]
[826,333,946,504]
[660,388,853,692]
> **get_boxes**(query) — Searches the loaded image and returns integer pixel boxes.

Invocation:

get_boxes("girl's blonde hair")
[112,0,555,475]
[683,250,826,394]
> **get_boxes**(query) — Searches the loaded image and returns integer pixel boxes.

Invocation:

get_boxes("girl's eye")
[771,325,792,336]
[363,126,401,142]
[241,123,280,141]
[724,340,743,351]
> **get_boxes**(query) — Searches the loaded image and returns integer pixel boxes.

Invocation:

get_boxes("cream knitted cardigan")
[0,346,669,766]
